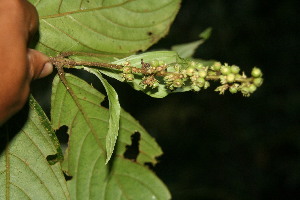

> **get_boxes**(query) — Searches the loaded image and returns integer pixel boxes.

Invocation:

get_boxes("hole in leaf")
[147,31,153,36]
[63,171,72,181]
[124,132,141,161]
[144,162,155,170]
[46,154,59,165]
[55,125,69,143]
[101,97,109,109]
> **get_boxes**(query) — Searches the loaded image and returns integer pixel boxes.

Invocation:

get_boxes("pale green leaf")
[51,73,170,199]
[171,27,212,58]
[172,40,204,58]
[29,0,181,57]
[84,69,121,164]
[0,96,69,200]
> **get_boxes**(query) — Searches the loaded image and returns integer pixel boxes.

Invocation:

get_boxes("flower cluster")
[120,59,263,97]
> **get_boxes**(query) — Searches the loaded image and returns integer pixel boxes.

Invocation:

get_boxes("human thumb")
[27,49,53,79]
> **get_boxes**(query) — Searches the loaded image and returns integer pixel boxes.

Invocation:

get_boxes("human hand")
[0,0,53,125]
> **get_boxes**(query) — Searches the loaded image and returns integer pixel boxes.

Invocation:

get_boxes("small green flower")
[226,73,235,83]
[164,74,175,82]
[124,73,134,82]
[220,65,231,75]
[248,84,257,93]
[234,74,242,80]
[230,65,240,74]
[229,87,238,94]
[150,60,159,67]
[188,61,197,68]
[192,85,201,92]
[208,71,217,76]
[173,79,184,87]
[198,69,207,78]
[204,81,210,89]
[253,77,263,87]
[186,67,195,76]
[251,67,262,78]
[152,81,159,88]
[240,87,250,97]
[196,77,205,87]
[219,75,227,84]
[215,85,228,95]
[212,62,221,71]
[122,66,131,74]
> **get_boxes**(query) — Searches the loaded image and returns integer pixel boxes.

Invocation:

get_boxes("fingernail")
[39,62,53,78]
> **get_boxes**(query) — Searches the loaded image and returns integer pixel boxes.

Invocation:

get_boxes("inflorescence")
[49,56,263,97]
[121,60,263,97]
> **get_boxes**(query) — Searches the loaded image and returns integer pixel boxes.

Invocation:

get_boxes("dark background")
[117,0,300,199]
[32,0,300,199]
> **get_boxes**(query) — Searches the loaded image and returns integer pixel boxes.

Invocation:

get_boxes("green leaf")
[0,96,69,200]
[29,0,181,57]
[84,69,121,164]
[171,27,212,58]
[51,73,170,199]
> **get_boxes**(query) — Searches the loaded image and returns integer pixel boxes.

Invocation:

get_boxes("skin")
[0,0,53,125]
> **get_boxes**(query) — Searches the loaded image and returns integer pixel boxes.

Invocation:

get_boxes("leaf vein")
[9,152,55,199]
[41,0,136,19]
[42,19,113,53]
[10,182,31,200]
[22,127,68,199]
[67,15,150,41]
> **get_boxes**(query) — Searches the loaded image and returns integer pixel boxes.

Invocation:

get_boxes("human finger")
[27,49,53,79]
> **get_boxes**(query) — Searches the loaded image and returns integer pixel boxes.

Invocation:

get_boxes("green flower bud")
[226,73,235,83]
[220,65,231,75]
[253,77,263,87]
[235,74,242,80]
[173,79,184,87]
[240,87,250,97]
[251,67,262,78]
[248,84,257,93]
[151,60,159,67]
[188,61,197,68]
[152,81,159,88]
[212,62,221,71]
[219,75,227,85]
[208,71,217,76]
[192,85,201,92]
[204,81,210,89]
[229,87,238,94]
[123,66,131,74]
[125,73,134,82]
[230,65,240,74]
[198,69,207,78]
[186,67,195,76]
[164,75,174,82]
[196,77,205,87]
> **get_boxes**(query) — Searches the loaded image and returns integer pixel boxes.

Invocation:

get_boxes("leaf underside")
[29,0,181,57]
[0,97,69,200]
[51,74,170,199]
